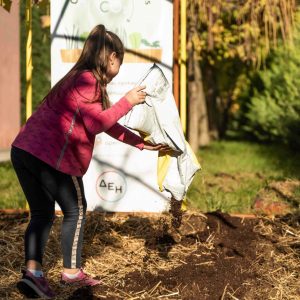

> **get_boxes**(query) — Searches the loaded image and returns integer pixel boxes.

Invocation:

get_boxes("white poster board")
[51,0,173,211]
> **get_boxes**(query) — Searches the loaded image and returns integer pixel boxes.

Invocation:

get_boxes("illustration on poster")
[99,0,134,21]
[59,0,163,63]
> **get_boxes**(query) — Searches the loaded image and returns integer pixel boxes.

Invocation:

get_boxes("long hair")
[46,24,124,109]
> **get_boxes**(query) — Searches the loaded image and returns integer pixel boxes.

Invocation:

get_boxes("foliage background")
[228,13,300,149]
[19,1,300,150]
[20,1,51,123]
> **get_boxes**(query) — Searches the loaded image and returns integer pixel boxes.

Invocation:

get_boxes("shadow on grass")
[198,140,300,179]
[251,143,300,179]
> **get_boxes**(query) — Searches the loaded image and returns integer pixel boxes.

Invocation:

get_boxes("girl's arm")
[73,72,171,152]
[73,72,134,135]
[106,124,173,152]
[105,123,144,150]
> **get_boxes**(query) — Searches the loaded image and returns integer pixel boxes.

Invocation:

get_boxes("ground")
[0,210,299,299]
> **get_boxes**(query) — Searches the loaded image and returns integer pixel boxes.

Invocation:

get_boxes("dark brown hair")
[46,24,124,109]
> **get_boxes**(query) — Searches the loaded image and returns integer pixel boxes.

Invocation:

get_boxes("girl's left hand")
[143,142,173,152]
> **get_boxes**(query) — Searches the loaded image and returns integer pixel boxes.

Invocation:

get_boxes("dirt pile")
[0,210,299,299]
[122,212,259,300]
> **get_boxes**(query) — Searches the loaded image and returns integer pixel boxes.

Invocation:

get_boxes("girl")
[11,24,170,299]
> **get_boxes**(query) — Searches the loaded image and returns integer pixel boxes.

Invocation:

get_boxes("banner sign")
[51,0,173,211]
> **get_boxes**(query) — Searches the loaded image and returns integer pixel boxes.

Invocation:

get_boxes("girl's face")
[107,52,122,82]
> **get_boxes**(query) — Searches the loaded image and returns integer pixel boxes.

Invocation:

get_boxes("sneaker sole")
[17,279,54,299]
[17,281,39,298]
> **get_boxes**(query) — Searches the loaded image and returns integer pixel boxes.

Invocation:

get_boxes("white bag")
[124,64,201,200]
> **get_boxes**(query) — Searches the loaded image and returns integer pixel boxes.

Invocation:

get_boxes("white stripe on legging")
[71,176,84,268]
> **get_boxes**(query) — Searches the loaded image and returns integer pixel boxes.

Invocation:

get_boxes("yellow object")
[157,151,172,192]
[180,0,187,133]
[26,0,32,120]
[157,141,201,212]
[157,151,187,212]
[25,0,32,210]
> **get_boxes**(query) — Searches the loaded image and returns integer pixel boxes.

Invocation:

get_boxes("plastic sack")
[124,64,201,200]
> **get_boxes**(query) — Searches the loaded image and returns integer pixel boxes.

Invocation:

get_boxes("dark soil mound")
[0,210,299,299]
[121,212,260,300]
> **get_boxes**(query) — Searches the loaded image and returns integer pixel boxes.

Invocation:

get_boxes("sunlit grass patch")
[187,141,300,213]
[0,161,25,209]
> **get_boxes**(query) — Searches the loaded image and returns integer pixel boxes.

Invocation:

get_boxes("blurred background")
[0,0,299,215]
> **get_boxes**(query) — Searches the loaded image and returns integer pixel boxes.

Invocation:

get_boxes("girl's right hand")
[125,86,147,106]
[143,142,173,152]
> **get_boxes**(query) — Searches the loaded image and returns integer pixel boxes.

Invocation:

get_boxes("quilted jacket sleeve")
[105,123,144,150]
[73,72,133,136]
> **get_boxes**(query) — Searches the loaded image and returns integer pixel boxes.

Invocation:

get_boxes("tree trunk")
[195,57,210,147]
[187,49,210,152]
[186,1,210,151]
[187,48,199,152]
[204,65,219,140]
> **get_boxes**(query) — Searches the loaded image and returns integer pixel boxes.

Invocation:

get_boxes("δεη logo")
[96,171,127,202]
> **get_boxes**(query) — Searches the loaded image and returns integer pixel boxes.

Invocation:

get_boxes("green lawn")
[0,161,26,209]
[187,140,300,213]
[1,141,299,211]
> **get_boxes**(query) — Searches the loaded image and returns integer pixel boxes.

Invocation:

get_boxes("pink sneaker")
[17,269,56,299]
[60,268,101,287]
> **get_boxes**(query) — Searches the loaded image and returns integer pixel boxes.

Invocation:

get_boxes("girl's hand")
[143,142,173,152]
[125,86,147,106]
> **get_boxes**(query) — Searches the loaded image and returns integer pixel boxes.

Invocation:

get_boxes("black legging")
[11,146,87,269]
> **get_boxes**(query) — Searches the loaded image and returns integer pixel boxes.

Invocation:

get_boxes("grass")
[187,140,300,213]
[0,161,25,209]
[1,141,300,212]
